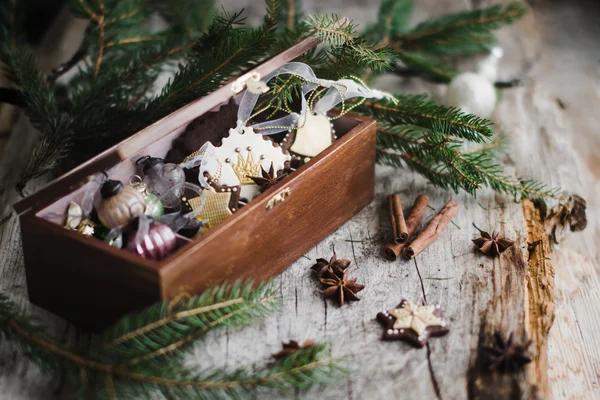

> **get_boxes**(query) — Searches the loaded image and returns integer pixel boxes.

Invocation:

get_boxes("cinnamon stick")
[388,194,408,243]
[403,200,459,260]
[383,194,430,261]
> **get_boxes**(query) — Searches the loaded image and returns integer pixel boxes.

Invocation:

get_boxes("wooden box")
[14,39,377,330]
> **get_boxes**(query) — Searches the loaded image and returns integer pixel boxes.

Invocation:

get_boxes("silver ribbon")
[237,62,395,135]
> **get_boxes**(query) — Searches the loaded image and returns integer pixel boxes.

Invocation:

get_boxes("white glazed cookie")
[201,121,290,199]
[289,113,335,158]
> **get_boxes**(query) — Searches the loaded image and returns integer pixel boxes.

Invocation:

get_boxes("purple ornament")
[128,222,176,260]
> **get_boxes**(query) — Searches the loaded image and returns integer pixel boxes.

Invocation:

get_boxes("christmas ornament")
[202,174,240,212]
[310,252,350,278]
[247,162,287,193]
[136,156,186,208]
[477,46,504,83]
[472,226,515,256]
[319,269,365,306]
[127,218,177,260]
[77,219,96,236]
[129,175,165,218]
[482,332,532,373]
[186,188,233,229]
[200,123,290,199]
[64,201,83,230]
[446,47,503,119]
[446,72,496,118]
[377,299,449,348]
[272,340,316,360]
[286,113,335,158]
[101,228,123,248]
[96,179,146,229]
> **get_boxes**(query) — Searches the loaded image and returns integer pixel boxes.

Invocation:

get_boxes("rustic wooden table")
[1,1,598,399]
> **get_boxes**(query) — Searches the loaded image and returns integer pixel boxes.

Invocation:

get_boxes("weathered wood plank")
[0,1,598,399]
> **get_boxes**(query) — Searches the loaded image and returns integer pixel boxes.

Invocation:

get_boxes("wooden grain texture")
[1,1,599,399]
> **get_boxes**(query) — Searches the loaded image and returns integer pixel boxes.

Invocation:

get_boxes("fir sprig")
[359,94,494,143]
[0,0,559,202]
[306,13,393,73]
[393,49,457,83]
[95,280,278,365]
[375,123,564,200]
[0,281,346,399]
[399,2,528,55]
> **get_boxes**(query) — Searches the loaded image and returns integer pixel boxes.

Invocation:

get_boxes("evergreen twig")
[1,0,560,201]
[0,281,347,399]
[395,2,528,56]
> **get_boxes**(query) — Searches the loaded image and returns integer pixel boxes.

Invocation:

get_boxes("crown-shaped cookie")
[231,151,263,185]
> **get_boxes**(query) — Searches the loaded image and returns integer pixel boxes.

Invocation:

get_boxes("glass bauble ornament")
[129,175,165,218]
[136,156,185,208]
[446,72,496,118]
[127,220,177,260]
[96,179,146,229]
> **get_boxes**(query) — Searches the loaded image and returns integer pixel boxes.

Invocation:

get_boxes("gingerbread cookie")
[377,299,449,348]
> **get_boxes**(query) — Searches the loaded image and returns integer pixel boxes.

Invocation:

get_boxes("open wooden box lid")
[14,37,321,216]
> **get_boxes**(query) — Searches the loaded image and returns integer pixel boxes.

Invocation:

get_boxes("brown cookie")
[376,299,449,348]
[165,99,240,183]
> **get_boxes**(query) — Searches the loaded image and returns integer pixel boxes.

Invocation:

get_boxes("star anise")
[271,340,316,360]
[482,332,532,373]
[472,227,515,256]
[248,162,286,192]
[320,269,365,306]
[310,252,350,278]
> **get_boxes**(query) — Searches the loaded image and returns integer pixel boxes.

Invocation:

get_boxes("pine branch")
[306,13,393,73]
[393,49,457,83]
[365,0,414,45]
[358,94,494,143]
[150,0,216,40]
[463,133,506,155]
[279,0,304,31]
[94,280,278,365]
[140,1,279,120]
[0,282,346,399]
[396,2,528,56]
[377,149,461,192]
[47,43,88,84]
[376,125,563,200]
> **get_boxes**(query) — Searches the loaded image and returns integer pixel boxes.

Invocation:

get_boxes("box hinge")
[231,72,269,95]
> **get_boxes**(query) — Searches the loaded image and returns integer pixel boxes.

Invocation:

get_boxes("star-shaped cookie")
[377,299,449,347]
[187,188,233,229]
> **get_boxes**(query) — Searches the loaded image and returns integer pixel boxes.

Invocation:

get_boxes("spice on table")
[320,269,364,306]
[310,251,350,278]
[272,340,316,360]
[403,199,459,259]
[472,226,515,256]
[384,194,430,261]
[388,193,408,243]
[482,332,532,373]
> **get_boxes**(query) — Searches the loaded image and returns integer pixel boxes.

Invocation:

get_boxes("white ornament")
[290,113,334,157]
[202,122,290,199]
[477,46,503,82]
[65,201,83,230]
[446,72,496,118]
